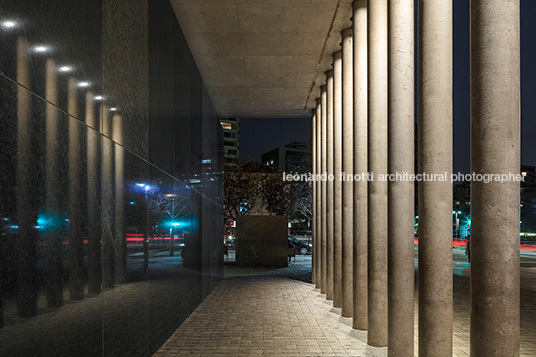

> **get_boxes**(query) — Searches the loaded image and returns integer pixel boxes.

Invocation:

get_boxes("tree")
[289,181,312,221]
[258,173,292,216]
[259,173,312,220]
[223,163,263,221]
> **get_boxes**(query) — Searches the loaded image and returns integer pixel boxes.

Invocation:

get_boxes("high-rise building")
[219,117,240,163]
[453,181,471,210]
[521,165,536,232]
[261,141,312,173]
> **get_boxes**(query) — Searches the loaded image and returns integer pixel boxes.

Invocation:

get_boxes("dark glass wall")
[0,1,224,355]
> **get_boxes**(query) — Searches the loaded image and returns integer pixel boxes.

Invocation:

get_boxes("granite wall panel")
[0,0,223,355]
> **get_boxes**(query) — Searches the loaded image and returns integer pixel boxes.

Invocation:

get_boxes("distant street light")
[453,210,462,238]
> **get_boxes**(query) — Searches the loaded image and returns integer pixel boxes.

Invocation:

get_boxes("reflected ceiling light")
[33,45,49,53]
[78,81,90,87]
[58,65,73,72]
[110,107,118,111]
[2,20,17,29]
[94,95,103,101]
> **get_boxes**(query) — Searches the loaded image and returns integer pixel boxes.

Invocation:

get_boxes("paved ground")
[155,276,385,357]
[2,248,535,356]
[156,251,536,357]
[224,253,312,283]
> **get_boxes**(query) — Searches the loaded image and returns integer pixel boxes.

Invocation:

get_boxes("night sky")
[241,0,536,174]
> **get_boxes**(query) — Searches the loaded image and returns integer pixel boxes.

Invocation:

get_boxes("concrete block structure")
[235,216,288,268]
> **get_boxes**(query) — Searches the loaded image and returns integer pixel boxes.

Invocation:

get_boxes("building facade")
[219,117,240,163]
[0,0,223,355]
[521,165,536,233]
[261,141,312,173]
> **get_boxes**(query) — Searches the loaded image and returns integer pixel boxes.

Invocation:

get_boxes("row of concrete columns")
[15,36,126,316]
[311,0,520,355]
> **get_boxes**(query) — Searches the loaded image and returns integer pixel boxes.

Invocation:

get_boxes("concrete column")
[418,0,453,355]
[16,37,38,317]
[101,105,115,289]
[312,109,317,286]
[113,114,126,284]
[352,0,368,331]
[367,0,388,347]
[470,1,520,355]
[44,58,64,308]
[333,51,343,309]
[86,92,101,294]
[316,98,323,289]
[68,77,84,300]
[321,86,328,295]
[326,70,334,301]
[388,0,414,355]
[341,28,353,318]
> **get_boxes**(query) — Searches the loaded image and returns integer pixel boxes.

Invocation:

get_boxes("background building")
[219,117,240,163]
[521,165,536,233]
[261,141,312,173]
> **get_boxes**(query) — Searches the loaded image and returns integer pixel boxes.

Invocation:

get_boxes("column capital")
[341,27,353,37]
[352,0,367,11]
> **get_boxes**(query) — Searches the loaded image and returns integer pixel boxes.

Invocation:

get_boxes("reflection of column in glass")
[45,59,64,308]
[418,0,453,355]
[352,0,368,331]
[367,0,388,347]
[16,37,37,317]
[333,51,343,309]
[68,77,84,300]
[86,92,101,294]
[101,105,115,289]
[312,109,316,285]
[320,86,327,295]
[388,0,414,354]
[470,1,520,355]
[341,28,353,318]
[326,70,334,301]
[143,187,149,274]
[169,195,176,257]
[113,114,126,284]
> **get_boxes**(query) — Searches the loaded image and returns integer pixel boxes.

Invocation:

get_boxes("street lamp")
[452,210,462,238]
[132,182,154,273]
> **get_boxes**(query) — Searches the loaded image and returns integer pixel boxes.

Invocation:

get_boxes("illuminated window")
[221,123,232,130]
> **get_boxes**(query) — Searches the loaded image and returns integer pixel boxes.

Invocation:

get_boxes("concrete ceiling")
[170,0,353,118]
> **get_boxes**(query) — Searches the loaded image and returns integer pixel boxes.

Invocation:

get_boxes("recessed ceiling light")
[94,95,103,101]
[2,20,17,29]
[33,45,49,53]
[110,107,118,111]
[58,66,73,72]
[78,81,90,87]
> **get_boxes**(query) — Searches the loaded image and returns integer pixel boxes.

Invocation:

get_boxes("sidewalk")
[156,256,536,357]
[154,275,385,357]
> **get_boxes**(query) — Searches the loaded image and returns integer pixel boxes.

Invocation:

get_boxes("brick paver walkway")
[156,255,536,357]
[155,275,385,357]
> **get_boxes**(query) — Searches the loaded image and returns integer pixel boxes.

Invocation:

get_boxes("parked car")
[288,236,312,255]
